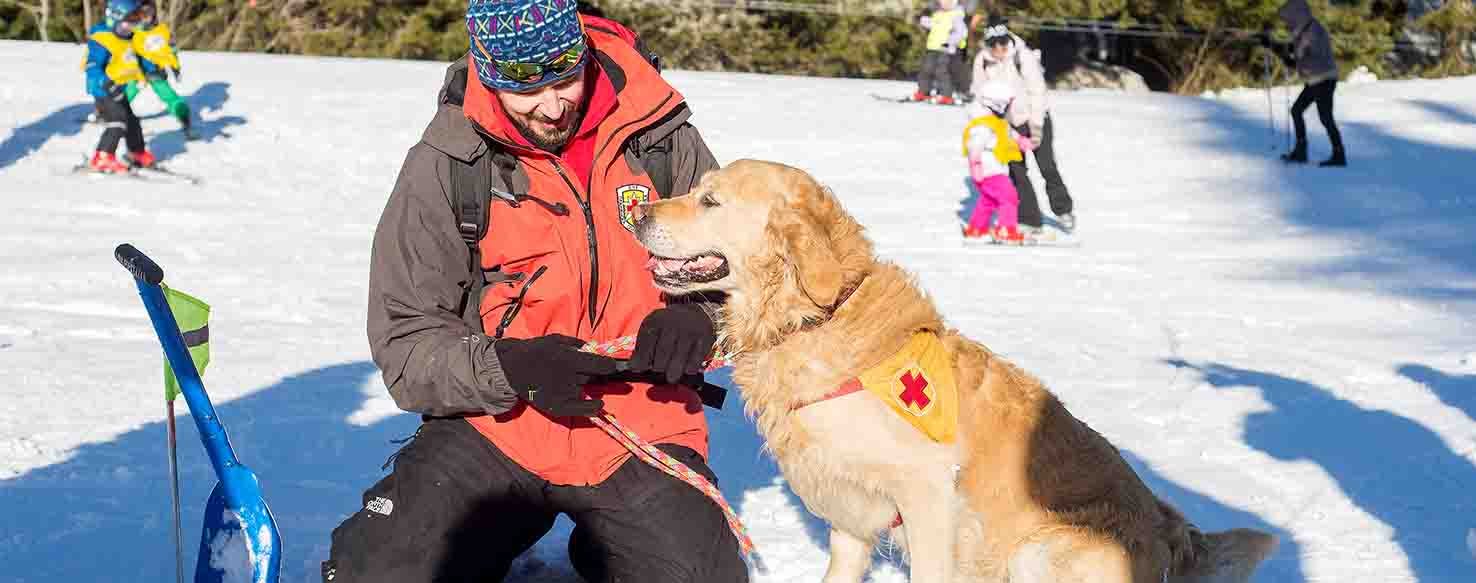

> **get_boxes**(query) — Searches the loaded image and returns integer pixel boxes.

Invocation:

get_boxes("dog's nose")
[630,202,649,224]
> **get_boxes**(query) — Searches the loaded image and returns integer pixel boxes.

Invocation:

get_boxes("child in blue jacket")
[85,0,183,173]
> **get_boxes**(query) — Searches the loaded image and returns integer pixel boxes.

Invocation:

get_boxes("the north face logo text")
[366,496,394,516]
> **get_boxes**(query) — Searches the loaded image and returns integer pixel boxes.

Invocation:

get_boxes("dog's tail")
[1167,527,1278,583]
[1159,500,1278,583]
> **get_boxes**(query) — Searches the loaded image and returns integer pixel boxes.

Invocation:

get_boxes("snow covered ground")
[3,40,1475,582]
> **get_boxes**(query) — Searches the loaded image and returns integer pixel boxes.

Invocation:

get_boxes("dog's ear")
[768,179,846,308]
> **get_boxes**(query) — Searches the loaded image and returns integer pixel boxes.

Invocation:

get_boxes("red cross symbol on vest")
[898,369,932,414]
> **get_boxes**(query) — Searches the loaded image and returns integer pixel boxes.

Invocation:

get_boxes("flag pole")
[167,399,185,583]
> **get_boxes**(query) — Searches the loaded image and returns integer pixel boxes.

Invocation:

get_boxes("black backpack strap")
[448,132,523,332]
[449,147,494,331]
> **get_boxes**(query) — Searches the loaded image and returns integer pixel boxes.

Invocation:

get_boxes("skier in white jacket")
[972,19,1076,234]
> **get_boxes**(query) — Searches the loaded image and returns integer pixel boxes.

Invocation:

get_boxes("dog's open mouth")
[645,252,730,286]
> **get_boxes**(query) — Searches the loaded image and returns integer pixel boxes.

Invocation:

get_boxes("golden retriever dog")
[631,159,1278,583]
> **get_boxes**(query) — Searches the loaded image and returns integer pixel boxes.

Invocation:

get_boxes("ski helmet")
[105,0,138,26]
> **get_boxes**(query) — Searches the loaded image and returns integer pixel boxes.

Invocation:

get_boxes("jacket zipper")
[474,94,678,331]
[551,163,600,328]
[472,127,600,328]
[490,186,570,216]
[494,265,548,339]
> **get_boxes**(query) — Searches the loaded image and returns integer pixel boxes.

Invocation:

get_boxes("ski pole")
[1284,72,1294,151]
[1264,51,1275,151]
[167,401,184,583]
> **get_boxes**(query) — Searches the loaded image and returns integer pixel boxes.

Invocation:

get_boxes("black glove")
[629,303,719,384]
[495,334,620,417]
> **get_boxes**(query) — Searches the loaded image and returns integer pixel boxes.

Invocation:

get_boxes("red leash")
[580,337,756,558]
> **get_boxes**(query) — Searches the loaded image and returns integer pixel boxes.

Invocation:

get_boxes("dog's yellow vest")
[823,332,959,443]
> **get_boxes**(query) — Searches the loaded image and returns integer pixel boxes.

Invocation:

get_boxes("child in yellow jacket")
[962,81,1035,244]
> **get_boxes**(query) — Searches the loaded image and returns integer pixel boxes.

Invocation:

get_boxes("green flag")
[162,285,210,402]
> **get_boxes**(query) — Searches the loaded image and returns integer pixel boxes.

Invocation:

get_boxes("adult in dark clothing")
[1273,0,1346,167]
[973,20,1077,235]
[322,2,744,582]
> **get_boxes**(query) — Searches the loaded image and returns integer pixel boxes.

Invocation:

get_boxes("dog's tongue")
[688,255,722,271]
[646,256,693,273]
[646,255,723,275]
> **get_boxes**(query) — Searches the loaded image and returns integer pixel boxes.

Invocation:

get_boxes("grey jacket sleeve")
[366,144,518,417]
[661,121,728,320]
[665,121,721,198]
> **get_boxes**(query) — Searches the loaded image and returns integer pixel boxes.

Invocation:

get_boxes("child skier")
[84,0,183,173]
[961,81,1032,244]
[123,1,193,140]
[913,0,967,105]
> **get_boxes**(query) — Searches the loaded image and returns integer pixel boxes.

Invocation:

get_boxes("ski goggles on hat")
[491,43,588,88]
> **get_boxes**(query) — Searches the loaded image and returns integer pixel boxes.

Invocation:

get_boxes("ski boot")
[911,91,930,102]
[88,150,130,174]
[126,150,157,169]
[962,225,993,245]
[933,94,956,106]
[1319,148,1346,168]
[1058,213,1077,232]
[993,225,1026,245]
[1280,143,1308,164]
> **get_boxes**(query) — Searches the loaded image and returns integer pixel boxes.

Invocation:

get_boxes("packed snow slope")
[2,40,1475,582]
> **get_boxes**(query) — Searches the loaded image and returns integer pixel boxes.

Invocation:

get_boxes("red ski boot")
[88,151,130,174]
[126,150,157,169]
[992,225,1026,245]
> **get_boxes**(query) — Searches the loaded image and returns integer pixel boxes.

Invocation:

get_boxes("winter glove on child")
[629,303,719,384]
[495,334,620,417]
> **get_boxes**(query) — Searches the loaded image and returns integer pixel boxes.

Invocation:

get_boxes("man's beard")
[512,106,585,153]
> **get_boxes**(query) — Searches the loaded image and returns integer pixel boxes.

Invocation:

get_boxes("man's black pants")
[324,418,747,583]
[1291,79,1344,154]
[1011,114,1075,228]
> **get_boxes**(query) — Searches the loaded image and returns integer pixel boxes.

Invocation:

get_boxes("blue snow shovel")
[116,244,282,583]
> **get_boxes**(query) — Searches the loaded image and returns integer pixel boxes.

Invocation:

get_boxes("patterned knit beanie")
[467,0,588,92]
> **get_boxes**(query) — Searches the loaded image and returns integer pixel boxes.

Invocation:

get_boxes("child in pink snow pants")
[963,80,1033,244]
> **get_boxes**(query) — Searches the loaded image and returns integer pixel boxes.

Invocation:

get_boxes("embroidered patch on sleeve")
[617,184,651,232]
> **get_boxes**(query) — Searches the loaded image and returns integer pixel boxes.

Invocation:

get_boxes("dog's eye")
[699,193,720,208]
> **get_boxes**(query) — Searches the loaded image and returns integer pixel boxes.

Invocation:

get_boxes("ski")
[960,228,1082,248]
[135,164,204,185]
[869,93,964,107]
[67,162,203,185]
